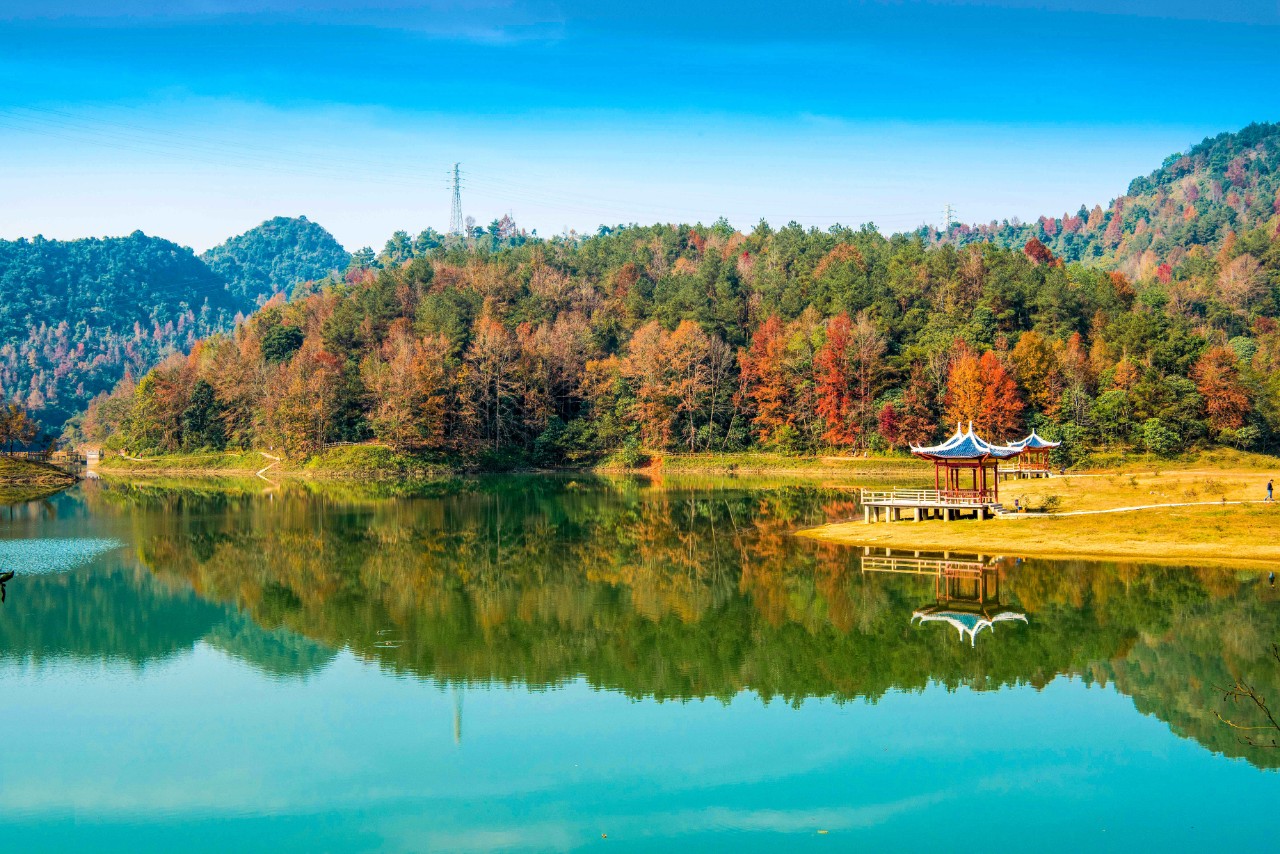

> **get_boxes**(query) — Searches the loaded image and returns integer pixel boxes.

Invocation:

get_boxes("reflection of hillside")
[105,477,1280,768]
[0,562,223,666]
[0,531,335,678]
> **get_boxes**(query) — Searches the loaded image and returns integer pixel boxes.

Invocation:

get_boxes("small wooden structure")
[1001,430,1060,479]
[860,423,1019,522]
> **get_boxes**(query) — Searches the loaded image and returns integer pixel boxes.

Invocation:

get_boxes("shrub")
[613,437,646,469]
[1142,418,1181,457]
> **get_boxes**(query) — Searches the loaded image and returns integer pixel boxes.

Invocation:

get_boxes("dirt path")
[256,451,281,482]
[1004,499,1272,518]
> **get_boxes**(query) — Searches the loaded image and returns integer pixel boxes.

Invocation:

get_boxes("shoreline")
[91,449,934,482]
[798,461,1280,569]
[0,457,80,504]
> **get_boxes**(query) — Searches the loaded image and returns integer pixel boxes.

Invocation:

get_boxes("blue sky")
[0,1,1276,251]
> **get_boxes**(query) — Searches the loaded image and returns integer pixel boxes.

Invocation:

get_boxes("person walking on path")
[1268,479,1274,503]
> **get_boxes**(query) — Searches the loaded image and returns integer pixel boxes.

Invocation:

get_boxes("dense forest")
[80,121,1280,464]
[0,217,347,433]
[24,122,1280,460]
[931,122,1280,273]
[0,231,240,429]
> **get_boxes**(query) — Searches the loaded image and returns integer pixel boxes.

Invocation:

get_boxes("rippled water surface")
[1,476,1277,852]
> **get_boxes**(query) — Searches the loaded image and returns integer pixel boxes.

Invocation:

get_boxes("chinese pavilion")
[1006,430,1060,477]
[909,422,1019,507]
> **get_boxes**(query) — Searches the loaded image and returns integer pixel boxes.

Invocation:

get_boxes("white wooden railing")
[860,488,996,506]
[861,555,988,577]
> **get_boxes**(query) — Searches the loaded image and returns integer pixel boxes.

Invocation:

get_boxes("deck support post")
[864,506,871,524]
[913,507,921,522]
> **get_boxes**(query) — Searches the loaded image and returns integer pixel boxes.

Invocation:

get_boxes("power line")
[448,163,464,236]
[941,203,956,231]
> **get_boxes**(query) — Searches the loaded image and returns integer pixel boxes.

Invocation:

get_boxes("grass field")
[624,451,933,479]
[97,446,456,481]
[800,452,1280,568]
[0,456,78,503]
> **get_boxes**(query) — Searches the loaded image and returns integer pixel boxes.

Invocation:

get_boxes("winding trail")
[256,451,281,482]
[1001,499,1271,518]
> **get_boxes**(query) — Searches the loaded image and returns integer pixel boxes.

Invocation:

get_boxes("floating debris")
[0,538,122,575]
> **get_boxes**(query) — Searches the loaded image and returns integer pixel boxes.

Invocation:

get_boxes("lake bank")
[799,463,1280,568]
[0,456,78,503]
[95,446,456,481]
[94,447,935,482]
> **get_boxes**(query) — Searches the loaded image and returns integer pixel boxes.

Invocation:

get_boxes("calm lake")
[1,475,1278,852]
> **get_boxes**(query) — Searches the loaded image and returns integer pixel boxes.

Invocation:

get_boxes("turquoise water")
[1,478,1277,851]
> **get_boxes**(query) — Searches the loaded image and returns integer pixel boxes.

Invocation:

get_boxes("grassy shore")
[0,456,79,503]
[98,447,933,481]
[96,446,456,481]
[799,451,1280,568]
[616,451,931,478]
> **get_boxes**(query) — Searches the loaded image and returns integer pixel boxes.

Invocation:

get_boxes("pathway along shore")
[800,467,1280,568]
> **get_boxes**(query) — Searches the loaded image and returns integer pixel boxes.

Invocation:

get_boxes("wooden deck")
[998,466,1052,481]
[859,487,1003,522]
[859,552,991,577]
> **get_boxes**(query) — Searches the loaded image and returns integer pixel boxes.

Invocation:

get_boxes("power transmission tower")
[448,163,464,236]
[941,203,956,232]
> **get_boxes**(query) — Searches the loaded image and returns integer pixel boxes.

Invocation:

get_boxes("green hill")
[0,218,349,435]
[200,215,349,306]
[937,121,1280,277]
[0,231,245,428]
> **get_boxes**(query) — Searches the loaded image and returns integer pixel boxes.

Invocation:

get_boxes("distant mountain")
[936,121,1280,277]
[0,231,245,429]
[201,216,349,306]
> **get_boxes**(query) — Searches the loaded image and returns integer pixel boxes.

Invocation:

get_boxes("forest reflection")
[6,475,1279,768]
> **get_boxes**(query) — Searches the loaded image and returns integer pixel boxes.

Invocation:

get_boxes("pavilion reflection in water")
[860,549,1029,646]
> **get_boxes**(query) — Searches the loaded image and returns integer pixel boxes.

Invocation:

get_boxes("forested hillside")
[43,122,1280,458]
[201,216,349,305]
[0,218,348,436]
[935,122,1280,277]
[0,232,245,428]
[83,190,1280,463]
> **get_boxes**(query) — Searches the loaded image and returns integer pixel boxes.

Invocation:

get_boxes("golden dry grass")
[1003,467,1271,513]
[799,462,1280,568]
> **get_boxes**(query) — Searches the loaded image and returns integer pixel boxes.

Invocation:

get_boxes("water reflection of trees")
[84,476,1280,767]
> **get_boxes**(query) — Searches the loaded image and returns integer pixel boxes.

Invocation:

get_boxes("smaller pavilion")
[1004,430,1061,479]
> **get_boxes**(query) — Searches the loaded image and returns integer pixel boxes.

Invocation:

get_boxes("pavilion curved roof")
[911,607,1028,646]
[1009,430,1061,451]
[910,423,1020,461]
